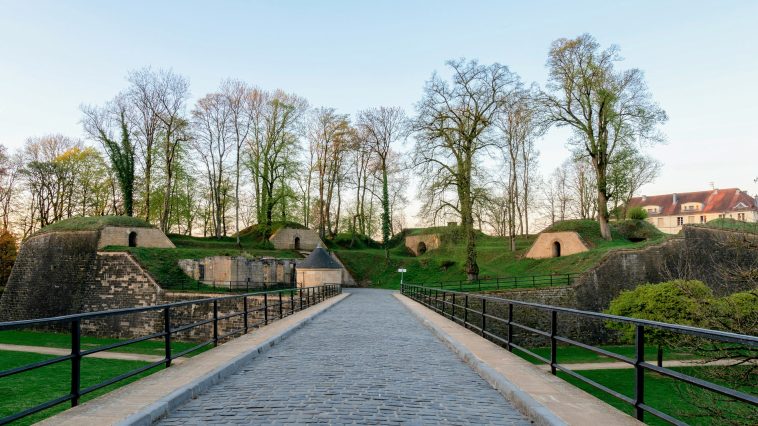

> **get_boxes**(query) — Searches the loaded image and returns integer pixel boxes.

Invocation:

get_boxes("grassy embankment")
[334,219,667,289]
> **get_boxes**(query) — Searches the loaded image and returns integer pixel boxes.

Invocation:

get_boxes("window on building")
[677,217,684,226]
[657,218,664,227]
[738,213,746,221]
[719,214,725,219]
[700,216,706,223]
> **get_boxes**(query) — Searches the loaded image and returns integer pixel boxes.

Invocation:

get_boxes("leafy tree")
[81,97,136,216]
[414,59,517,280]
[542,34,667,241]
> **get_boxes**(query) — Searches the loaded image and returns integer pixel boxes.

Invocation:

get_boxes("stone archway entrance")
[552,241,561,257]
[128,231,137,247]
[417,241,427,255]
[294,237,301,250]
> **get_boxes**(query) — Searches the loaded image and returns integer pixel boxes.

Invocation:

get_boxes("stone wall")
[405,234,441,256]
[178,256,296,288]
[269,228,323,251]
[97,226,175,249]
[0,231,101,321]
[524,231,589,259]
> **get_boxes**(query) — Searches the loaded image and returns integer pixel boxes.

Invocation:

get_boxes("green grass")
[560,367,756,425]
[35,216,152,235]
[0,330,203,356]
[0,350,160,425]
[336,220,668,289]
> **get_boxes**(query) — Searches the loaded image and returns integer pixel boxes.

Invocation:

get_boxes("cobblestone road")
[158,289,531,425]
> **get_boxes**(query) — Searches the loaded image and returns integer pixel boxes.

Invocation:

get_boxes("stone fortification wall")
[0,231,101,321]
[97,226,175,249]
[269,228,323,250]
[178,256,296,288]
[405,234,441,256]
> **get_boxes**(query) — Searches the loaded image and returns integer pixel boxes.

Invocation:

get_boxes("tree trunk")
[381,164,390,263]
[597,188,612,240]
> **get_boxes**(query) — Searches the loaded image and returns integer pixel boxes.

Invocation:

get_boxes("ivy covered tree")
[0,229,17,295]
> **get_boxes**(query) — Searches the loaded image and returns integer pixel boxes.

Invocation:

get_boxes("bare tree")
[542,34,667,240]
[307,108,351,239]
[414,59,516,280]
[191,92,232,238]
[150,70,190,233]
[126,68,162,222]
[356,106,408,260]
[221,80,255,244]
[496,85,543,250]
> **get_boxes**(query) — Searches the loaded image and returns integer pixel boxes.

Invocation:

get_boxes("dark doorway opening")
[294,237,301,250]
[552,241,561,258]
[128,231,137,247]
[417,241,427,255]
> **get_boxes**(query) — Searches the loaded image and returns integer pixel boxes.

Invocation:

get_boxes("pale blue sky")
[1,1,757,216]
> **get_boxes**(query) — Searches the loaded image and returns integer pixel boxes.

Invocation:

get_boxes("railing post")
[70,319,81,407]
[464,294,468,326]
[246,277,250,292]
[507,303,513,351]
[441,291,446,316]
[635,325,645,422]
[213,299,219,347]
[278,291,283,319]
[264,292,269,325]
[243,296,249,334]
[481,298,486,337]
[164,307,172,368]
[451,293,456,321]
[550,310,557,375]
[290,289,295,315]
[299,287,303,310]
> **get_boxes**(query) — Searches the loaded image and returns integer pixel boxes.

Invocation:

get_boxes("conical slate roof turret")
[298,244,341,269]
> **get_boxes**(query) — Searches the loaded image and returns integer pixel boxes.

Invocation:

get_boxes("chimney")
[641,195,647,202]
[672,193,678,204]
[754,196,758,208]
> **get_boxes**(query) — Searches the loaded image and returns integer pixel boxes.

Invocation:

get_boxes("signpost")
[397,268,407,286]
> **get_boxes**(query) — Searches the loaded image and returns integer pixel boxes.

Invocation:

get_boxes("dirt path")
[0,343,185,363]
[537,358,747,371]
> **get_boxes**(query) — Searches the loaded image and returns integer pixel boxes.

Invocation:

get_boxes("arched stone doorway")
[417,241,427,255]
[552,241,561,258]
[294,237,301,250]
[128,231,138,247]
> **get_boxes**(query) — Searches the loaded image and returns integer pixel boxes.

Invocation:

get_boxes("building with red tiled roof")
[627,188,758,234]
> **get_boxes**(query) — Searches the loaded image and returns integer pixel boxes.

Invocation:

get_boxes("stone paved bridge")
[158,289,530,425]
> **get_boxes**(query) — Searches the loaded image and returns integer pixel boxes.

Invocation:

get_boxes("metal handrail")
[407,273,581,291]
[0,284,342,425]
[401,283,757,424]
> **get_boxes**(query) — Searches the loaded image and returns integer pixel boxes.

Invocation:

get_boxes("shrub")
[627,206,648,220]
[605,280,713,344]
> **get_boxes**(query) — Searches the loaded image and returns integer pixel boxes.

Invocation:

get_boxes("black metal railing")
[174,280,295,293]
[0,284,341,425]
[401,283,757,425]
[409,273,580,292]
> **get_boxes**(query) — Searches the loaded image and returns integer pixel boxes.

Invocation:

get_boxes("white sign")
[397,268,407,273]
